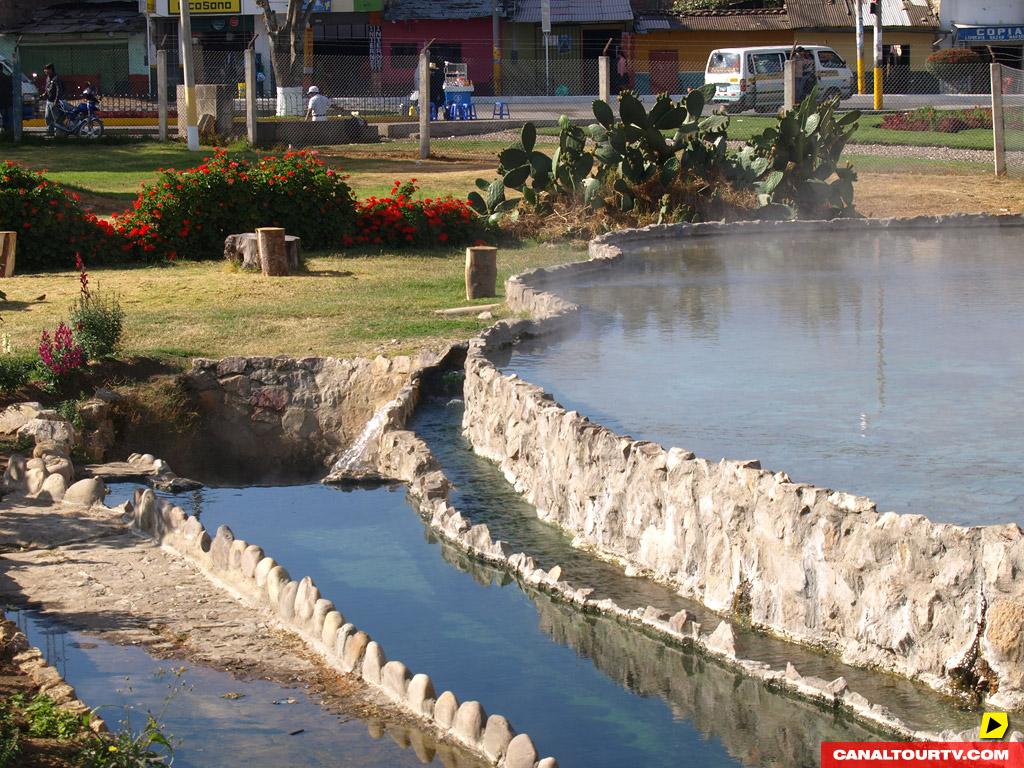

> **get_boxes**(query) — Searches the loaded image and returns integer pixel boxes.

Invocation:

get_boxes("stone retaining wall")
[183,354,429,476]
[461,214,1024,711]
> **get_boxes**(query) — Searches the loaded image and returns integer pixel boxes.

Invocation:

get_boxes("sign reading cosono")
[168,0,242,13]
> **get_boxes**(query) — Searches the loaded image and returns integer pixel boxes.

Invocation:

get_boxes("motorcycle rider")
[43,62,63,136]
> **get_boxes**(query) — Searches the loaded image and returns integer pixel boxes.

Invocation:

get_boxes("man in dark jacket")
[43,62,63,136]
[0,66,11,135]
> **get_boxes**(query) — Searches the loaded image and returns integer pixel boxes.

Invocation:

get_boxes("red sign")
[822,743,1024,768]
[228,15,238,27]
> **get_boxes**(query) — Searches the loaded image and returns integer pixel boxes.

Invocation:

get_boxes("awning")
[954,23,1024,43]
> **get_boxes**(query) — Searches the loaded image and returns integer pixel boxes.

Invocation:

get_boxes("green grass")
[0,244,581,362]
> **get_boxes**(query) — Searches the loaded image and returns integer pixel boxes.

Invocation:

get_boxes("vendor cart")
[442,62,476,119]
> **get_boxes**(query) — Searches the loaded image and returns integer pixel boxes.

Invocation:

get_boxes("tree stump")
[225,233,301,271]
[0,232,15,277]
[256,227,289,276]
[465,246,497,300]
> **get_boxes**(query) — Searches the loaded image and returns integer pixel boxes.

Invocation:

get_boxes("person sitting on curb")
[305,85,329,122]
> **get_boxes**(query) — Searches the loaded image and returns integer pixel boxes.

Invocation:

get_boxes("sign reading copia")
[169,0,242,13]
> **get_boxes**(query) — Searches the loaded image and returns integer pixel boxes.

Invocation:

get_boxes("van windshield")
[707,52,740,74]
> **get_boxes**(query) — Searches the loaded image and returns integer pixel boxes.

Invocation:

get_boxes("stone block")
[481,714,514,761]
[277,580,299,620]
[254,557,276,587]
[228,539,248,571]
[266,565,290,605]
[294,577,319,624]
[240,545,264,578]
[63,478,106,507]
[361,640,385,685]
[38,472,66,502]
[505,734,539,768]
[452,701,485,744]
[25,467,47,495]
[312,599,335,639]
[537,758,560,768]
[342,630,369,673]
[381,660,410,700]
[407,673,435,717]
[321,611,344,647]
[433,691,459,729]
[210,526,235,571]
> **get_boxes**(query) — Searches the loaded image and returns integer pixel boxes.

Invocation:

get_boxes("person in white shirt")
[305,86,329,122]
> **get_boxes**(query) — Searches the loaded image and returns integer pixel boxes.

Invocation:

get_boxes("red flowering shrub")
[349,180,483,250]
[880,106,1017,133]
[37,320,87,388]
[114,149,356,261]
[0,161,120,270]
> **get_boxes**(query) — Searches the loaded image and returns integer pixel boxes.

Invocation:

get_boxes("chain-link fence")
[996,65,1024,178]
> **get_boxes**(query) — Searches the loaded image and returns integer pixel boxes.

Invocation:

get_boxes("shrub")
[0,353,35,392]
[37,320,87,389]
[349,180,483,249]
[12,694,82,740]
[926,48,984,81]
[69,256,125,359]
[114,149,356,261]
[879,106,1010,133]
[0,162,120,271]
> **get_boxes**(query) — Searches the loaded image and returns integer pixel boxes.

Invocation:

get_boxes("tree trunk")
[269,29,305,116]
[465,246,497,300]
[0,232,16,277]
[257,227,290,276]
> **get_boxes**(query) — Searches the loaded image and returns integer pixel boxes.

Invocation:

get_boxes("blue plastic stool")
[492,101,511,118]
[459,103,477,120]
[429,103,437,120]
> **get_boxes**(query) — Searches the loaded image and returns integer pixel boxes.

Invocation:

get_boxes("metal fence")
[995,65,1024,178]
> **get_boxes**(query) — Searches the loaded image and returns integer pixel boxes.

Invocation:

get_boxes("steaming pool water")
[501,228,1024,526]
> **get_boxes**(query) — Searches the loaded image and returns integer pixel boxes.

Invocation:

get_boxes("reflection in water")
[7,608,449,768]
[503,229,1024,525]
[111,476,973,768]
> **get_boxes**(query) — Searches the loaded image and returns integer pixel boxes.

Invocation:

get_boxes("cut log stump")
[465,246,497,300]
[0,232,16,277]
[225,232,300,272]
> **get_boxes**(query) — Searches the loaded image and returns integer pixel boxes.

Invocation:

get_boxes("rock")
[642,606,669,623]
[0,402,41,433]
[312,599,335,638]
[785,663,802,681]
[150,476,203,493]
[210,526,235,571]
[452,701,485,744]
[42,455,73,484]
[986,599,1024,663]
[505,734,539,768]
[63,478,106,507]
[481,714,514,761]
[826,676,848,696]
[537,758,560,768]
[240,545,264,578]
[265,565,290,604]
[669,609,690,633]
[294,577,319,623]
[17,417,74,450]
[277,580,299,620]
[706,622,736,658]
[342,631,370,673]
[38,472,67,502]
[321,611,344,647]
[433,691,458,729]
[25,467,47,495]
[254,557,277,587]
[407,673,435,716]
[4,454,27,488]
[228,539,248,571]
[361,641,385,685]
[381,660,410,700]
[477,311,494,320]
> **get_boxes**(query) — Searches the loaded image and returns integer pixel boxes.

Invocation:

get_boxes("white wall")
[938,0,1024,30]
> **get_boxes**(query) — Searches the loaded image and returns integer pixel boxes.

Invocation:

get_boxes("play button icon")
[980,712,1009,739]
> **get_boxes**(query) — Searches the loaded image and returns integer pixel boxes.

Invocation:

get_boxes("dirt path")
[0,498,483,768]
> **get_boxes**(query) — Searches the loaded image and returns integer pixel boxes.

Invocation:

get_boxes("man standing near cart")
[43,63,63,136]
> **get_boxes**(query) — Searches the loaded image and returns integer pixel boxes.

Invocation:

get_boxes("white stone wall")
[462,215,1024,710]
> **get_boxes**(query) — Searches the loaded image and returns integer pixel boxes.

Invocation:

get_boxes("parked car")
[704,45,854,112]
[0,55,40,119]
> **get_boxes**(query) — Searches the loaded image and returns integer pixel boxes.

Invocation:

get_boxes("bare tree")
[254,0,312,95]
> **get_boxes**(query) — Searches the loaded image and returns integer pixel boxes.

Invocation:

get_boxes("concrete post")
[419,50,430,160]
[179,0,200,150]
[783,58,797,111]
[10,50,22,144]
[156,49,168,142]
[992,63,1007,177]
[872,5,883,110]
[245,47,257,146]
[598,55,611,104]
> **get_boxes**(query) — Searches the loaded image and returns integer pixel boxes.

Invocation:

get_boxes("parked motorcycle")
[52,85,104,139]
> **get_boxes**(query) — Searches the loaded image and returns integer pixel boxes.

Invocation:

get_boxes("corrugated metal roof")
[385,0,510,21]
[2,0,143,35]
[512,0,633,25]
[670,8,791,32]
[787,0,938,30]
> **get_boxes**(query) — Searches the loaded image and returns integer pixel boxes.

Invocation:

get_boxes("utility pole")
[541,0,551,96]
[855,0,865,95]
[871,1,883,109]
[492,0,501,96]
[179,0,199,150]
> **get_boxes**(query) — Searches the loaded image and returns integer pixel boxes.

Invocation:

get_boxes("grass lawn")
[0,244,579,363]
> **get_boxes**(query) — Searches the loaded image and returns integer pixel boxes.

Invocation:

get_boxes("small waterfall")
[327,397,401,478]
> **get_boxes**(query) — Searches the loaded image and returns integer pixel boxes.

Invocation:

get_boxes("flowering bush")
[879,106,1021,133]
[70,255,125,359]
[37,321,87,389]
[348,180,483,250]
[114,149,356,261]
[0,162,119,270]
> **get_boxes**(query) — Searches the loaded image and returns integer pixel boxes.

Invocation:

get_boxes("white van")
[0,55,40,118]
[704,46,854,112]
